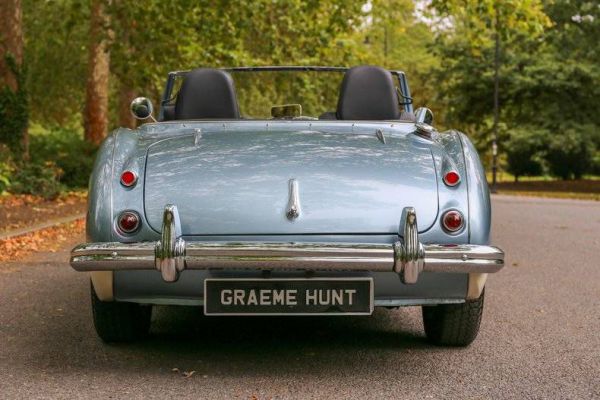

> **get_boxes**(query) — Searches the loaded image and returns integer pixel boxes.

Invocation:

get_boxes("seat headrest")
[336,65,400,120]
[175,68,240,120]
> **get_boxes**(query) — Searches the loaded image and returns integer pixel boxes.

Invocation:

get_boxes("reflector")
[443,171,460,186]
[120,170,137,187]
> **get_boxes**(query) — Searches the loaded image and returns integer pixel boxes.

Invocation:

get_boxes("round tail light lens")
[118,211,140,234]
[443,171,461,186]
[120,170,137,187]
[442,210,464,233]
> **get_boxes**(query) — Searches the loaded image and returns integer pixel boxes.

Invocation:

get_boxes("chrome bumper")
[71,205,504,284]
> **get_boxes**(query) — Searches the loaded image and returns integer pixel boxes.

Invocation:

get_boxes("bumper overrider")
[70,205,504,284]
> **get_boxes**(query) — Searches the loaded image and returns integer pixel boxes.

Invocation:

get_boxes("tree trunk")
[0,0,28,159]
[118,84,136,129]
[84,0,110,145]
[491,5,500,193]
[0,0,22,92]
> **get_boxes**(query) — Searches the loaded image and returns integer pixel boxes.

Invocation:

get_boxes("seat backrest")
[175,68,240,120]
[336,65,400,120]
[161,104,175,121]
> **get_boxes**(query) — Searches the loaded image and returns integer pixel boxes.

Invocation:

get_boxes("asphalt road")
[0,195,598,399]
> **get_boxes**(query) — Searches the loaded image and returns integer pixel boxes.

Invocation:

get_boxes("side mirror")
[130,97,156,121]
[415,107,434,125]
[414,107,435,138]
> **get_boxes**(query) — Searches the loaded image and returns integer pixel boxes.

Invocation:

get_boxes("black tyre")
[422,289,485,347]
[90,282,152,343]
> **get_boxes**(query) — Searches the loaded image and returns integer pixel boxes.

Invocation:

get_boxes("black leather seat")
[161,104,175,121]
[336,65,401,120]
[174,68,240,120]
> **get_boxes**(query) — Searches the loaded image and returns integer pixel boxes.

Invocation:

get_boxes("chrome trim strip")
[72,242,504,273]
[71,205,505,283]
[286,178,301,220]
[72,242,395,271]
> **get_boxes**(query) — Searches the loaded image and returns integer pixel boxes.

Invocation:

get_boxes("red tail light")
[443,171,460,187]
[117,211,140,234]
[442,210,464,233]
[120,170,137,187]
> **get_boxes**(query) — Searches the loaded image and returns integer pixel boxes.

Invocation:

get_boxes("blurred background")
[0,0,599,200]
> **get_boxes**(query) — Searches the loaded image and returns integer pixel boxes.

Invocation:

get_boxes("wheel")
[422,289,485,347]
[90,282,152,342]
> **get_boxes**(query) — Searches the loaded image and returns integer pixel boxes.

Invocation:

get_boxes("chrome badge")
[286,179,301,220]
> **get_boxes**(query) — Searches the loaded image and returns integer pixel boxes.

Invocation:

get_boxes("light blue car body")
[86,119,491,306]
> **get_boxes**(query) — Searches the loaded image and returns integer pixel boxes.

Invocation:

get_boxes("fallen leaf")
[0,219,85,262]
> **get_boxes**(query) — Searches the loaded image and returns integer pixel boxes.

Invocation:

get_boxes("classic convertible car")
[70,65,504,346]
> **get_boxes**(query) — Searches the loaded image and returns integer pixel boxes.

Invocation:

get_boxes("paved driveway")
[0,195,598,399]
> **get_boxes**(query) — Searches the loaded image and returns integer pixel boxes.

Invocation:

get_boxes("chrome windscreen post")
[155,204,186,282]
[394,207,425,284]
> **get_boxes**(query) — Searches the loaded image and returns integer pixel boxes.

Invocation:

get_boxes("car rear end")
[74,65,503,346]
[73,121,503,345]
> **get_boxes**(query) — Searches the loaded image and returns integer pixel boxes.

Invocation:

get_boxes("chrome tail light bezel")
[116,210,141,234]
[441,210,465,233]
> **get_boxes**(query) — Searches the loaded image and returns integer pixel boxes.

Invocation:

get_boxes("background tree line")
[0,0,598,198]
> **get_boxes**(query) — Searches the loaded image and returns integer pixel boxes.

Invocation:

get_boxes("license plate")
[204,278,373,315]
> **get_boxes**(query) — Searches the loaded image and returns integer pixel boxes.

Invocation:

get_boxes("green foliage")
[348,0,438,113]
[28,127,96,188]
[23,0,89,128]
[505,128,546,181]
[9,161,64,200]
[504,124,597,181]
[12,0,600,188]
[592,152,600,175]
[545,125,596,180]
[428,0,550,134]
[20,0,426,126]
[233,71,343,118]
[0,146,14,193]
[427,0,600,180]
[0,127,95,198]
